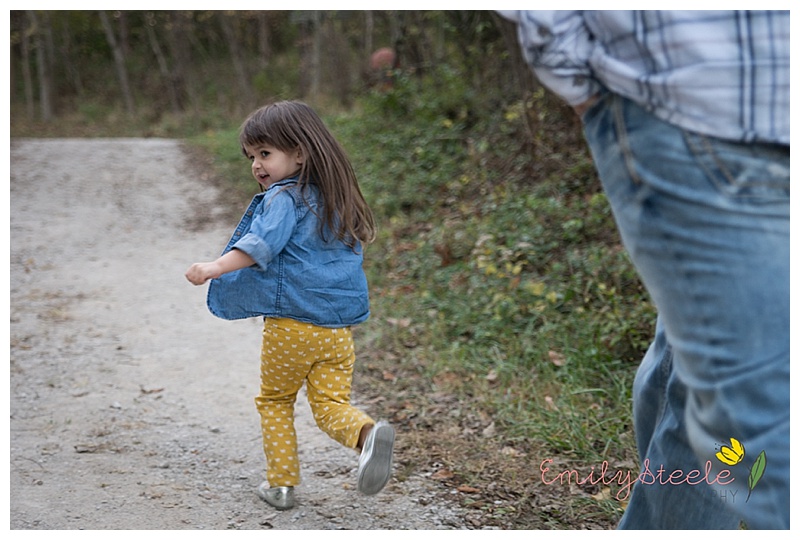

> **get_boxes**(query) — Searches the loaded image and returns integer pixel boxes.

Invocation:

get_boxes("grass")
[185,78,656,528]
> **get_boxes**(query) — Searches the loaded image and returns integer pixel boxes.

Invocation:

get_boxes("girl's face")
[244,143,303,189]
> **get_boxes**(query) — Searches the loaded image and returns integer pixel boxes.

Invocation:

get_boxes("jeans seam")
[698,134,737,186]
[683,131,735,196]
[612,95,644,186]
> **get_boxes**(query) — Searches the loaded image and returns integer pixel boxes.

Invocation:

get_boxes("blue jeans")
[582,94,790,529]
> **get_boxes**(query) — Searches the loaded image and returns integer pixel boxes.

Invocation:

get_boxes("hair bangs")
[239,106,297,154]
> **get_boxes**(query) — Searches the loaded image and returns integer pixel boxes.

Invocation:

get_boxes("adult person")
[499,11,789,529]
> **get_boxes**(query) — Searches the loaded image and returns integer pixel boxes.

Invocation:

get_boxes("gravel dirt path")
[9,138,467,530]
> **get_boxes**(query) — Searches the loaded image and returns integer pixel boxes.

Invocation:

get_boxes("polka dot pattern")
[254,318,374,487]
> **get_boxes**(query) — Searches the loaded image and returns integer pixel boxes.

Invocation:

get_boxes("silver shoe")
[357,420,395,495]
[257,482,295,510]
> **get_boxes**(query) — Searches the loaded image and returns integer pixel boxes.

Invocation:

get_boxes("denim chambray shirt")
[207,177,370,327]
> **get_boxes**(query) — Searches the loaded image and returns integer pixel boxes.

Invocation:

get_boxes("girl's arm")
[185,248,255,285]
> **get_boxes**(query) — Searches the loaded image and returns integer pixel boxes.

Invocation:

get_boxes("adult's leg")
[583,94,790,529]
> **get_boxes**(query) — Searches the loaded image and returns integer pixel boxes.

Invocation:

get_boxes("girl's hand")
[185,249,255,285]
[185,262,221,285]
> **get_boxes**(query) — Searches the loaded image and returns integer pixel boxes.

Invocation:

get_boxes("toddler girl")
[185,100,394,510]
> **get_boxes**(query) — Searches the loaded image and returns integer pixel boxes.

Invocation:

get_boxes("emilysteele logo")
[539,437,767,503]
[715,437,767,502]
[539,458,733,502]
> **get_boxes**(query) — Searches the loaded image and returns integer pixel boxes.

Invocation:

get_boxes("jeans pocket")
[682,131,790,201]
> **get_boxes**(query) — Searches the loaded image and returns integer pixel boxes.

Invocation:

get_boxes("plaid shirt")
[499,11,789,145]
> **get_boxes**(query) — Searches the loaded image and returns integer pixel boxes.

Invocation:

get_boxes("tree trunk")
[28,10,53,122]
[145,13,181,114]
[59,15,84,97]
[20,12,35,121]
[164,12,197,112]
[118,11,130,57]
[257,12,270,70]
[363,10,373,75]
[219,12,254,112]
[327,18,352,106]
[309,10,321,102]
[98,10,135,115]
[42,11,57,92]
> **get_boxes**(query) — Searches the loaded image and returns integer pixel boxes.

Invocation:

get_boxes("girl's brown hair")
[239,100,376,248]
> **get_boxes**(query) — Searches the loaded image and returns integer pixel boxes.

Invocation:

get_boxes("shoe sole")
[358,423,395,495]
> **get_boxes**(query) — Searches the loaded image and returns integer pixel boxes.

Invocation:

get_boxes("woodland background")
[11,11,539,129]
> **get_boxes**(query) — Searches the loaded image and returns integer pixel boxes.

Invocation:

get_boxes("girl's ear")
[295,146,305,165]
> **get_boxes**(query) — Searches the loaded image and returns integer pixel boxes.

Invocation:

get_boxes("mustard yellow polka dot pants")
[254,317,375,488]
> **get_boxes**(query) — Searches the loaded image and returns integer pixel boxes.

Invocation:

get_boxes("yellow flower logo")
[715,437,745,466]
[715,437,768,503]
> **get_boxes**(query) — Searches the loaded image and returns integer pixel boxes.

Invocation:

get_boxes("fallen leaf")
[592,487,613,501]
[501,446,525,457]
[431,469,454,480]
[544,396,558,410]
[548,350,565,366]
[457,485,481,494]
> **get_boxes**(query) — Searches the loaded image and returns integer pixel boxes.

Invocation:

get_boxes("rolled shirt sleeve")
[499,10,601,106]
[231,190,296,271]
